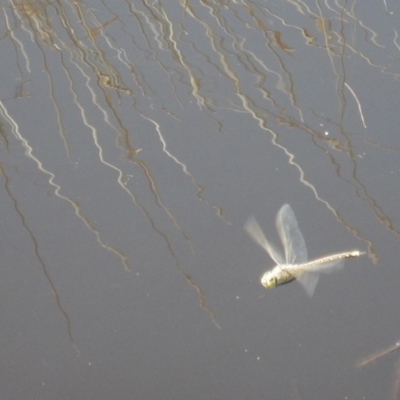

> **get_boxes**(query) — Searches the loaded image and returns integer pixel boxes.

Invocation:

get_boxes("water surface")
[0,1,399,399]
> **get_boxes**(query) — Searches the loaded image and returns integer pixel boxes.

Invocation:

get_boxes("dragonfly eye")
[267,277,277,288]
[261,273,277,289]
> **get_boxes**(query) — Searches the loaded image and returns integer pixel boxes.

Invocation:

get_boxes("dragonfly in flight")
[245,204,365,296]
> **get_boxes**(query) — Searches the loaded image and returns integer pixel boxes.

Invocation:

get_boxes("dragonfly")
[245,204,365,296]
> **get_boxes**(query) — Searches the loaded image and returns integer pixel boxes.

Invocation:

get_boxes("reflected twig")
[356,340,400,368]
[356,338,400,399]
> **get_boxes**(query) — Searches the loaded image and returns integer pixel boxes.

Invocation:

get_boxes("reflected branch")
[0,160,75,347]
[356,340,400,368]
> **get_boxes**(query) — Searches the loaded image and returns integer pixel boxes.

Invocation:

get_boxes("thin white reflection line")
[344,82,367,129]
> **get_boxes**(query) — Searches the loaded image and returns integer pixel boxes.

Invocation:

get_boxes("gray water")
[0,1,399,399]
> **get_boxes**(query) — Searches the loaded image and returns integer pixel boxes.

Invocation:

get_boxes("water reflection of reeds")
[0,4,399,389]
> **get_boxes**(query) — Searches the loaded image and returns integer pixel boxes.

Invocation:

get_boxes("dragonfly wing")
[297,273,319,297]
[245,216,284,265]
[295,259,345,296]
[276,204,308,264]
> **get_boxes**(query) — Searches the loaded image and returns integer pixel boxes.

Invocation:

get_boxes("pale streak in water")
[356,340,400,368]
[356,338,400,399]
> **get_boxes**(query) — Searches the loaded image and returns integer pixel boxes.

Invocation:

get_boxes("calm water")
[0,1,399,399]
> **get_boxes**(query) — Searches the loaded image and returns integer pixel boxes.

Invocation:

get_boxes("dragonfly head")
[261,271,278,289]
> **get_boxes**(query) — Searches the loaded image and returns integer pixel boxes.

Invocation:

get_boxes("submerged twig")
[356,340,400,368]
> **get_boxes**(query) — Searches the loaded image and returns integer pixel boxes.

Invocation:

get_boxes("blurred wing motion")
[245,216,284,265]
[276,204,308,264]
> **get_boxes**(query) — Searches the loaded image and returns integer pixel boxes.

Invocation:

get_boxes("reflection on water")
[357,338,400,400]
[0,1,399,398]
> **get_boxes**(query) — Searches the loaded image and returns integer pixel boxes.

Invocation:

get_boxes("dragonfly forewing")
[245,216,284,265]
[276,204,308,265]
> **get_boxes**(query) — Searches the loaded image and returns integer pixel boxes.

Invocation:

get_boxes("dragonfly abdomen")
[301,250,365,268]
